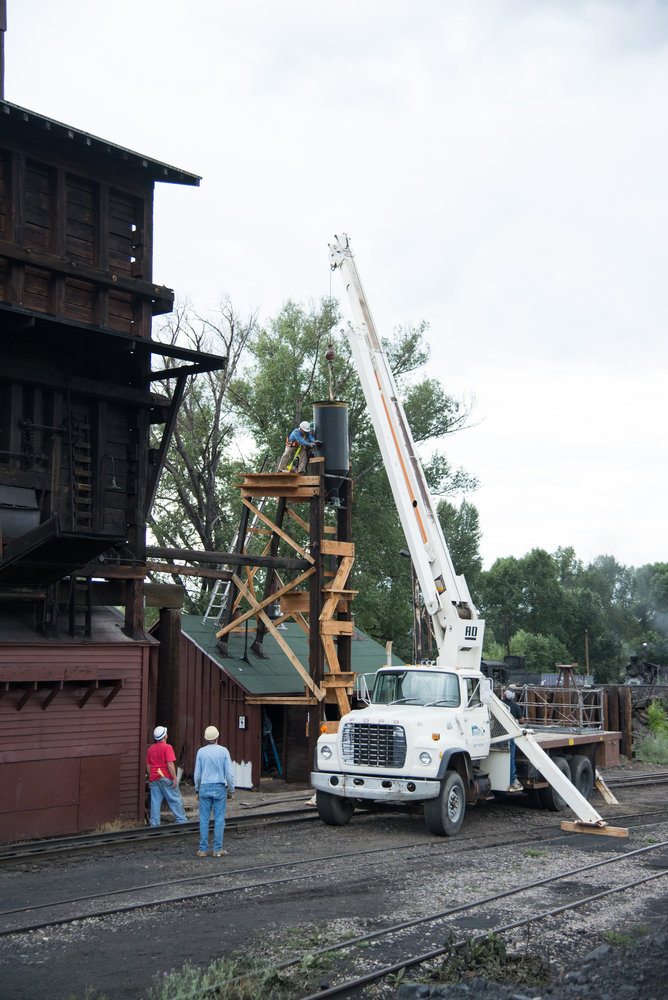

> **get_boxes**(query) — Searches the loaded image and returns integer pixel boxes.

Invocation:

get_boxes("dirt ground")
[0,763,666,1000]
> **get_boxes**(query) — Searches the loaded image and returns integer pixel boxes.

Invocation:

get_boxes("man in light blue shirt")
[194,725,235,856]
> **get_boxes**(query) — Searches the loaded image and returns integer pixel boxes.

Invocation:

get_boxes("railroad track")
[2,806,667,937]
[2,772,665,863]
[295,844,668,1000]
[605,772,668,787]
[0,804,318,861]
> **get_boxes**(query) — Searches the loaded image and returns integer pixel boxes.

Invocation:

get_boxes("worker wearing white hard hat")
[145,725,188,826]
[277,417,321,474]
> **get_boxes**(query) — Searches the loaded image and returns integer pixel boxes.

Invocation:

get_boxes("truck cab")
[312,664,493,835]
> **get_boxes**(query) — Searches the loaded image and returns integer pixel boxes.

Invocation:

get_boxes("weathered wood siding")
[169,633,262,788]
[0,642,149,843]
[0,140,160,336]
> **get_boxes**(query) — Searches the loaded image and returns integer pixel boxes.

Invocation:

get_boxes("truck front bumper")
[311,770,440,802]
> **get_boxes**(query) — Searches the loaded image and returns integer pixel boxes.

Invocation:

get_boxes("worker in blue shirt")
[194,725,235,857]
[277,419,321,473]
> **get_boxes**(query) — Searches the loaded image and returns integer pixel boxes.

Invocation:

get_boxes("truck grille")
[341,723,407,768]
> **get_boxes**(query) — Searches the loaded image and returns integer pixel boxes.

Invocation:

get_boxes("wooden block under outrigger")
[560,820,628,838]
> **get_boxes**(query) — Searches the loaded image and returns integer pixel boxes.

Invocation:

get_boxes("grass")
[145,947,335,1000]
[602,925,649,948]
[635,699,668,764]
[634,729,668,764]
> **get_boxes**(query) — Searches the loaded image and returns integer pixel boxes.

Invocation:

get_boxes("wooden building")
[0,95,223,843]
[164,615,402,788]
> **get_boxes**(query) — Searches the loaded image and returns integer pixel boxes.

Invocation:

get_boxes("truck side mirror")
[479,676,493,705]
[355,673,372,704]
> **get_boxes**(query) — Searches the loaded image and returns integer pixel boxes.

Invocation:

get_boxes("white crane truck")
[311,235,624,839]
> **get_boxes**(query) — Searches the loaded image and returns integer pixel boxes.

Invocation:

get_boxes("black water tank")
[313,401,349,504]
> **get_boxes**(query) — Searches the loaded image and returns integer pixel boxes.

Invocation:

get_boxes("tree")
[505,630,571,674]
[149,301,260,610]
[229,300,477,658]
[437,499,483,591]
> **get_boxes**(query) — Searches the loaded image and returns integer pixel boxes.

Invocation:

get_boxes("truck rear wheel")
[569,755,594,800]
[316,789,354,826]
[538,755,570,811]
[424,771,466,837]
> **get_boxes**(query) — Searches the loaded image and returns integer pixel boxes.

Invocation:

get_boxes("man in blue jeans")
[194,725,235,856]
[145,725,188,826]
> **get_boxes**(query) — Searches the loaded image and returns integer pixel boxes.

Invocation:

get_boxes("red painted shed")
[0,606,155,844]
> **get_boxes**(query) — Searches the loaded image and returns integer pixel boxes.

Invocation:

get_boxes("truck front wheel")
[316,789,355,826]
[424,771,466,837]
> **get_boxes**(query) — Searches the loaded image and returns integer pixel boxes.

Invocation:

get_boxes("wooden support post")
[310,460,326,718]
[157,608,183,741]
[618,685,633,759]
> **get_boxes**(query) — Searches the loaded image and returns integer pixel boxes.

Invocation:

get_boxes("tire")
[424,771,466,837]
[569,755,594,800]
[316,789,355,826]
[538,755,571,811]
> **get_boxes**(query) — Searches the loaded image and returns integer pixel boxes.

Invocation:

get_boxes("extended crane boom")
[329,234,484,671]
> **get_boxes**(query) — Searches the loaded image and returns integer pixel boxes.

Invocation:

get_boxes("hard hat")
[154,725,167,740]
[204,725,219,741]
[299,420,310,432]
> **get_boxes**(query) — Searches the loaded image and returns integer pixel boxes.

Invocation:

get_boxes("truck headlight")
[320,745,332,759]
[419,751,432,766]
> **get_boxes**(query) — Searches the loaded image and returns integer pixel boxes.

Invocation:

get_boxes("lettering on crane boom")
[465,625,478,640]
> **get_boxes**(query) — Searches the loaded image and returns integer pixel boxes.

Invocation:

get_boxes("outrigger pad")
[560,820,629,838]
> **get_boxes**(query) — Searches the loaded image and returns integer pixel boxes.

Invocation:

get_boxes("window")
[465,677,481,708]
[372,670,460,707]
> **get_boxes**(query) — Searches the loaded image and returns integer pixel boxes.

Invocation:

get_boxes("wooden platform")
[234,473,321,500]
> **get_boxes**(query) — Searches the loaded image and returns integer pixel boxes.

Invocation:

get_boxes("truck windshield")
[371,670,460,707]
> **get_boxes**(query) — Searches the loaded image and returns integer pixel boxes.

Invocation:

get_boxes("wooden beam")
[321,620,355,636]
[560,821,628,838]
[103,679,124,707]
[241,499,314,563]
[231,573,324,701]
[321,634,351,715]
[595,768,619,805]
[41,682,63,710]
[16,682,37,711]
[285,507,310,532]
[78,680,99,708]
[79,563,147,580]
[146,546,310,571]
[321,540,355,556]
[322,673,356,688]
[147,562,233,582]
[215,566,315,639]
[237,486,320,500]
[245,696,319,705]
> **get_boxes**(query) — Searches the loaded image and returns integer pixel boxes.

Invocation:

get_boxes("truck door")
[462,677,491,758]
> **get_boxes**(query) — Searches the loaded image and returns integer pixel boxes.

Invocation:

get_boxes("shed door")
[0,755,121,843]
[79,755,121,829]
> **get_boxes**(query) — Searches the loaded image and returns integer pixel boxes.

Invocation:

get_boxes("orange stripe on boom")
[376,373,428,545]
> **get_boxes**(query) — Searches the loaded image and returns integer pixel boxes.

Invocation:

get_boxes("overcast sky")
[7,1,667,570]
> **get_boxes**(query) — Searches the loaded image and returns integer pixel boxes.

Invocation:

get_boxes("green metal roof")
[180,615,403,696]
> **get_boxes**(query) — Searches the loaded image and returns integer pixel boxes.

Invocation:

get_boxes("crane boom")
[329,234,484,670]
